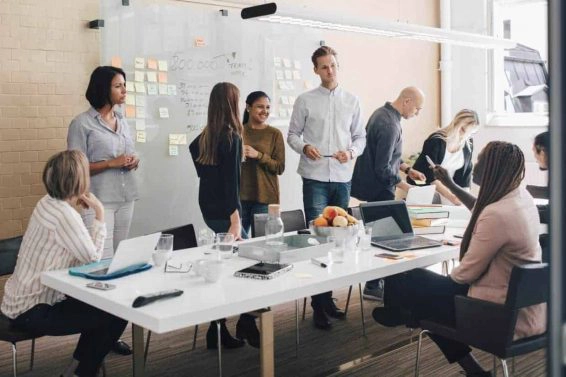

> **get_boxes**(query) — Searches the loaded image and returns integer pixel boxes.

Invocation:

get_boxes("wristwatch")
[404,166,411,175]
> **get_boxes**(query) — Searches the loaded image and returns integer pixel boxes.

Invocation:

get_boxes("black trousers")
[13,298,127,377]
[384,269,472,363]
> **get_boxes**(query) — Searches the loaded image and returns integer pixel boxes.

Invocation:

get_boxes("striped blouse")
[1,195,106,319]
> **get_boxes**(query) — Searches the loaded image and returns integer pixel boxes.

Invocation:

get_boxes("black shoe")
[372,307,408,327]
[459,371,493,377]
[313,308,332,330]
[111,339,132,355]
[206,320,245,349]
[236,314,260,348]
[324,299,346,320]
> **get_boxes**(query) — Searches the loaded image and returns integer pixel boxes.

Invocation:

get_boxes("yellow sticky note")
[111,56,122,68]
[159,107,169,119]
[134,71,144,82]
[146,71,157,82]
[126,82,135,92]
[158,72,168,83]
[134,82,145,93]
[158,60,168,71]
[134,57,145,69]
[169,133,187,145]
[136,131,146,143]
[125,105,136,118]
[147,58,158,70]
[125,96,136,106]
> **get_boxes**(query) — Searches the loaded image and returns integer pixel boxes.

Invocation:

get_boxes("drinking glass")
[358,226,373,251]
[198,227,216,255]
[156,234,174,253]
[215,233,235,259]
[327,236,345,264]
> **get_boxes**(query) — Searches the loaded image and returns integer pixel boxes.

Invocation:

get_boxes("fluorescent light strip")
[255,14,515,49]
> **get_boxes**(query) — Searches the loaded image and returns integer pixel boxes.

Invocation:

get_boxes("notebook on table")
[405,185,436,205]
[69,232,161,280]
[360,201,442,252]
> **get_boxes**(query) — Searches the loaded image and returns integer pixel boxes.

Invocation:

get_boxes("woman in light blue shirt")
[67,66,139,259]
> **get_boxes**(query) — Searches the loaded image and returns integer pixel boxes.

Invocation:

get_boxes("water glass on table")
[215,233,235,259]
[358,226,372,251]
[153,234,174,266]
[327,236,345,264]
[198,227,216,255]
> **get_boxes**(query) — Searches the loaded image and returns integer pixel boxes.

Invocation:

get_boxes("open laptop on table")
[360,201,442,252]
[87,232,162,276]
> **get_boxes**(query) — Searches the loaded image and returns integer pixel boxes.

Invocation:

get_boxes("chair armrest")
[454,295,516,354]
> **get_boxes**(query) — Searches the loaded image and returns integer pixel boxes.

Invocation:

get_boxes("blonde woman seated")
[0,150,127,377]
[408,109,479,205]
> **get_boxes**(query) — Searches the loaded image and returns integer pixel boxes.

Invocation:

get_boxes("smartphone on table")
[375,253,404,260]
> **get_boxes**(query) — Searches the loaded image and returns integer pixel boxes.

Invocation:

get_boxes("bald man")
[351,87,426,300]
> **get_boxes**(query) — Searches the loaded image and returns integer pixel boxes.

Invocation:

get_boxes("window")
[488,0,548,126]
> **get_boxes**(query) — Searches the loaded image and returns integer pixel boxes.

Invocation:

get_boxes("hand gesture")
[333,150,350,164]
[408,168,426,182]
[243,145,259,159]
[124,155,140,170]
[109,154,129,168]
[228,222,242,241]
[303,144,322,160]
[432,165,454,186]
[79,192,105,221]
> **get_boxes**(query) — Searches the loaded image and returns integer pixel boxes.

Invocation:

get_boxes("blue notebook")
[69,259,152,280]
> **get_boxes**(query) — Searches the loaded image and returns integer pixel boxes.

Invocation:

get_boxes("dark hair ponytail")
[243,91,270,124]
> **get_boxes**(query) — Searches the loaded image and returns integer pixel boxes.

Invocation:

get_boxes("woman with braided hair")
[372,141,545,377]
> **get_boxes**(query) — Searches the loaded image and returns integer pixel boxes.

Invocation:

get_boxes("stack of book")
[408,206,450,235]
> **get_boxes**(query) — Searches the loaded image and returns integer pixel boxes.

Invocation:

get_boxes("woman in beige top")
[373,141,544,377]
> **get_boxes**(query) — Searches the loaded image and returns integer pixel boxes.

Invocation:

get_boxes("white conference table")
[41,229,461,377]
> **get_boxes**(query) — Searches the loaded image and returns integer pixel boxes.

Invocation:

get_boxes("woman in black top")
[408,109,479,205]
[189,82,246,349]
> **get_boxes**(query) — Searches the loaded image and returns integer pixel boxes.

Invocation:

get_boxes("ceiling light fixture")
[241,3,516,50]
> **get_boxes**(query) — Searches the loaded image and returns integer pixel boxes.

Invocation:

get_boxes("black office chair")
[144,224,198,364]
[0,235,38,377]
[252,209,307,238]
[414,263,548,377]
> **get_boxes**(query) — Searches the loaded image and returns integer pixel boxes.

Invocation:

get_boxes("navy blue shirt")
[351,102,403,201]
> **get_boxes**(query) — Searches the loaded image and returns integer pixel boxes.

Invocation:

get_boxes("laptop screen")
[360,200,414,241]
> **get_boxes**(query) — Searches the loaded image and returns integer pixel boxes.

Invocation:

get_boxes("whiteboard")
[100,1,321,236]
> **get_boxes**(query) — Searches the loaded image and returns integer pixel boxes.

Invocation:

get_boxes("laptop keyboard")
[375,236,441,250]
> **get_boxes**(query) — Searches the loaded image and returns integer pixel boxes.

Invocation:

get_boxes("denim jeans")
[302,178,351,223]
[240,201,269,238]
[302,178,351,310]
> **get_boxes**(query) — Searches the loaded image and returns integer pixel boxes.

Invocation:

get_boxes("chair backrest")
[0,236,22,276]
[347,206,362,220]
[506,263,549,309]
[252,209,306,238]
[160,224,197,251]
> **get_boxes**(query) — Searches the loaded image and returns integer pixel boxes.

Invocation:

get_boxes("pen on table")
[311,258,327,268]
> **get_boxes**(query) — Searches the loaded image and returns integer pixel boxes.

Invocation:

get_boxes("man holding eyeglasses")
[288,45,366,330]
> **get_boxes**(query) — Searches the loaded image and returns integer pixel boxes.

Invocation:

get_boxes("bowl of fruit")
[309,206,360,239]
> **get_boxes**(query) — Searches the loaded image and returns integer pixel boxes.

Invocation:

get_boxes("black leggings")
[13,298,127,377]
[384,269,472,363]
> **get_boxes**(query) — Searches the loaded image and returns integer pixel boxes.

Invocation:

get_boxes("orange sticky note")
[147,59,157,70]
[125,105,136,118]
[111,56,122,68]
[158,72,168,83]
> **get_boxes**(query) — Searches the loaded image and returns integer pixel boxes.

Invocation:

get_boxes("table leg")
[258,309,274,377]
[132,324,146,377]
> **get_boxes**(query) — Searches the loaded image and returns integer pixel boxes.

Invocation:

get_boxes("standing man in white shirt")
[288,46,366,330]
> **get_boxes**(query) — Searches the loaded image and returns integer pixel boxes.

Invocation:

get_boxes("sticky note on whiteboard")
[136,131,146,143]
[158,60,168,71]
[146,71,157,82]
[126,82,135,92]
[159,107,169,118]
[125,96,136,106]
[147,59,158,70]
[111,56,122,68]
[134,57,145,69]
[147,84,158,95]
[167,85,177,96]
[169,133,187,145]
[134,71,144,82]
[169,145,179,156]
[134,82,146,93]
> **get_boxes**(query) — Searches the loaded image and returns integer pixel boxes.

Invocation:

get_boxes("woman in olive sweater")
[240,91,285,236]
[408,109,479,205]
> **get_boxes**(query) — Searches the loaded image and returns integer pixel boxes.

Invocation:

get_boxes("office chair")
[414,263,548,377]
[0,235,38,377]
[144,224,199,364]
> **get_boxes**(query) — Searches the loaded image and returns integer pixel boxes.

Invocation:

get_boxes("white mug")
[200,260,223,283]
[152,250,172,267]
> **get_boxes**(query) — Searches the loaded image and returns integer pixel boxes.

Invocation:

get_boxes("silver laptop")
[88,232,162,275]
[360,201,442,252]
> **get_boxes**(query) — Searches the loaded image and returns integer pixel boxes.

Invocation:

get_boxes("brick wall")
[0,0,100,238]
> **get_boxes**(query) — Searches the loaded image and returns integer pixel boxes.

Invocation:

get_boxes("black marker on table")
[311,258,327,268]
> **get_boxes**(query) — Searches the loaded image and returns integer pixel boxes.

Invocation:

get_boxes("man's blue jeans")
[302,178,351,310]
[302,178,351,224]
